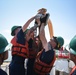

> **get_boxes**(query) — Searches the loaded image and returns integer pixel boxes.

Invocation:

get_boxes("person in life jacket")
[26,32,43,75]
[9,16,36,75]
[68,35,76,75]
[0,34,9,75]
[33,21,64,75]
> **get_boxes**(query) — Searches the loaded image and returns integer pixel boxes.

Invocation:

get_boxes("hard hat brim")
[64,44,76,55]
[11,26,22,36]
[70,48,76,55]
[0,43,11,54]
[0,47,7,54]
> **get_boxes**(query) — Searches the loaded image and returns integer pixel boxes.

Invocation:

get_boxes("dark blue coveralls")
[0,68,7,75]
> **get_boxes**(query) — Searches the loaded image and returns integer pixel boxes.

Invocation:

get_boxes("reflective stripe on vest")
[70,66,76,75]
[34,50,56,75]
[11,36,29,58]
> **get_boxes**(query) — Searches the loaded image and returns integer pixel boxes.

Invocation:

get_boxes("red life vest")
[34,50,56,75]
[11,36,29,58]
[70,66,76,75]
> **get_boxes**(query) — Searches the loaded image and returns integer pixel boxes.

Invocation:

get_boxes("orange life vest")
[70,66,76,75]
[11,36,29,58]
[34,50,56,75]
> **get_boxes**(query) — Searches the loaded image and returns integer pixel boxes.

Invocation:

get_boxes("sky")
[0,0,76,47]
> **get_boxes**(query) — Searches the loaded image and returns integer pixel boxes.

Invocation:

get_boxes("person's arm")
[39,23,48,51]
[29,25,39,33]
[22,16,35,32]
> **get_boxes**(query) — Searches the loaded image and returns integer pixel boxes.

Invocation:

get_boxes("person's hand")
[40,13,50,25]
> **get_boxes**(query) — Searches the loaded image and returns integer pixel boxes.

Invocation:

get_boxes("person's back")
[26,35,42,75]
[9,26,29,75]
